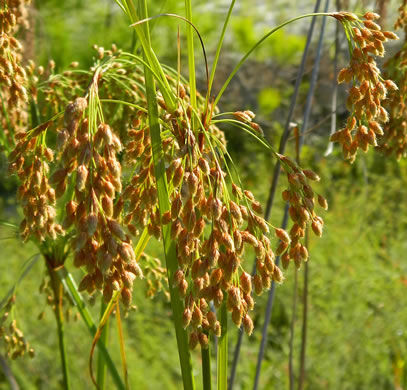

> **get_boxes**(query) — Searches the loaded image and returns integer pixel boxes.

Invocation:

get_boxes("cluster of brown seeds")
[53,96,143,308]
[0,295,35,360]
[0,0,30,140]
[278,155,327,269]
[8,123,62,242]
[330,11,399,162]
[8,51,327,342]
[378,2,407,159]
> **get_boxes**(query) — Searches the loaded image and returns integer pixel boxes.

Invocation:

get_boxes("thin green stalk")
[116,303,130,390]
[217,303,228,390]
[121,0,176,111]
[47,264,70,390]
[202,332,212,390]
[97,301,109,390]
[185,0,197,111]
[56,267,126,390]
[207,0,235,101]
[136,0,195,388]
[214,12,332,106]
[298,236,309,390]
[289,269,298,390]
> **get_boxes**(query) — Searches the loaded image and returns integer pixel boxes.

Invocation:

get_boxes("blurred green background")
[1,0,407,389]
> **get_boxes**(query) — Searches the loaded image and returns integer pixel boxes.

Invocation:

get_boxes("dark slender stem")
[202,331,212,390]
[288,269,298,390]
[228,4,322,388]
[0,354,19,390]
[325,0,341,156]
[253,1,330,388]
[253,207,289,390]
[298,232,309,390]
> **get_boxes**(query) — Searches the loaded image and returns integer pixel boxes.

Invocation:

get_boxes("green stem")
[97,301,109,390]
[137,0,195,389]
[56,267,126,390]
[217,303,228,390]
[121,0,176,111]
[202,332,212,390]
[185,0,197,111]
[214,12,332,106]
[47,263,70,390]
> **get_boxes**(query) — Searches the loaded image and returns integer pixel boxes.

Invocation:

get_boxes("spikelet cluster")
[378,1,407,159]
[329,11,399,162]
[8,50,327,342]
[55,97,143,308]
[0,0,30,140]
[8,122,62,242]
[0,295,35,360]
[278,155,327,269]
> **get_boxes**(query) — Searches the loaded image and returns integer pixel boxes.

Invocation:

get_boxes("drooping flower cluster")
[0,0,30,140]
[378,1,407,159]
[278,155,327,269]
[8,50,327,347]
[0,295,35,360]
[8,122,63,242]
[329,11,399,162]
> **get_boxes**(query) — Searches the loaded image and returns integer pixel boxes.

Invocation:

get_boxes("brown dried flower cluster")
[8,51,327,345]
[330,11,399,162]
[0,0,30,140]
[8,122,62,242]
[278,155,327,269]
[0,295,35,360]
[378,1,407,159]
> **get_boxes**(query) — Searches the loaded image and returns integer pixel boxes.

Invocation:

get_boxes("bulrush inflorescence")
[329,11,399,162]
[0,0,30,141]
[0,295,35,360]
[378,1,407,159]
[8,49,327,348]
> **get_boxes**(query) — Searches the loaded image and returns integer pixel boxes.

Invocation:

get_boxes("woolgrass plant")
[0,0,403,389]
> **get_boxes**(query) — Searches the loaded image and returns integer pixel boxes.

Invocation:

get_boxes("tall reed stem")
[202,331,212,390]
[217,303,228,390]
[97,301,109,390]
[46,261,70,390]
[288,269,298,390]
[133,0,195,388]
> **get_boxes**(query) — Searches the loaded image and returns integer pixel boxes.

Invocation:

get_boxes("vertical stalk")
[253,207,289,390]
[135,1,195,388]
[46,261,70,390]
[229,3,321,388]
[185,0,197,111]
[202,331,212,390]
[57,267,126,390]
[288,269,298,390]
[217,303,228,390]
[298,233,309,390]
[97,301,109,390]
